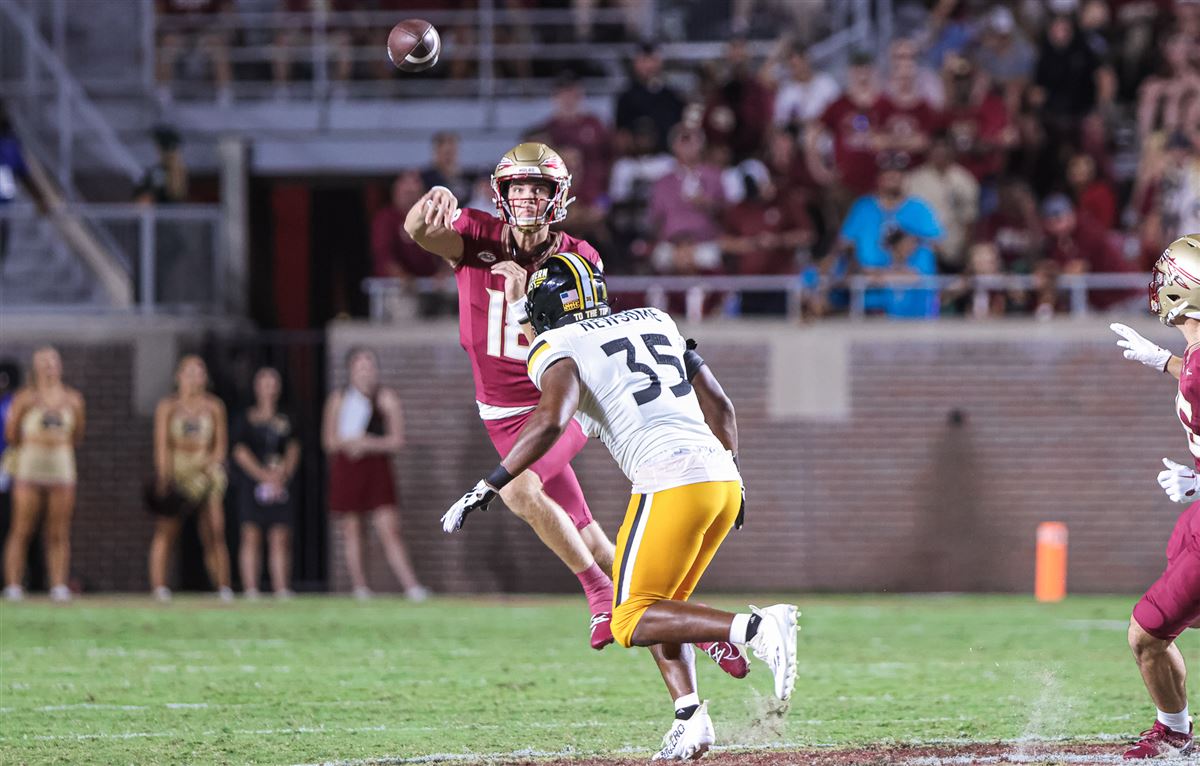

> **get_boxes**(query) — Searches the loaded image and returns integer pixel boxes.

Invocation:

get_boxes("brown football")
[387,19,441,73]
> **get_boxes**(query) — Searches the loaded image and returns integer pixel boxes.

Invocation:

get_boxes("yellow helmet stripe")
[553,253,588,309]
[555,252,596,308]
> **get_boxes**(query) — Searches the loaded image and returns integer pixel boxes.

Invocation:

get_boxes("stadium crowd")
[364,0,1200,318]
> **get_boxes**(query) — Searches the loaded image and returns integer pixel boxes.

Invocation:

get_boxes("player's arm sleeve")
[527,336,575,391]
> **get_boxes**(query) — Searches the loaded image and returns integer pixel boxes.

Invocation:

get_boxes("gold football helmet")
[490,142,574,231]
[1151,234,1200,324]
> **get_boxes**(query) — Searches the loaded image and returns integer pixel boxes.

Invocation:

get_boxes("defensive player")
[406,143,746,673]
[1110,233,1200,759]
[442,254,798,760]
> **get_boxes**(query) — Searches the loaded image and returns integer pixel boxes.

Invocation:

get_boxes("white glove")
[1158,458,1200,503]
[1110,323,1172,372]
[441,479,498,533]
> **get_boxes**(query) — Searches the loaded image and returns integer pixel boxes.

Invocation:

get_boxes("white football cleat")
[4,584,25,602]
[747,603,798,701]
[49,585,71,603]
[652,701,714,761]
[153,586,172,603]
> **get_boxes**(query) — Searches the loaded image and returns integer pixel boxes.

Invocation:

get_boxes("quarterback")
[1111,233,1200,759]
[443,253,798,760]
[405,143,745,673]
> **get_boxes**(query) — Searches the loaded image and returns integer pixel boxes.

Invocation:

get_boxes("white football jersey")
[527,307,739,493]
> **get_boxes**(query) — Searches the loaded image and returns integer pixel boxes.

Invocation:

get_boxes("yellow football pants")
[610,480,742,648]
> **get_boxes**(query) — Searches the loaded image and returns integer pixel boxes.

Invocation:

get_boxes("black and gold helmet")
[526,252,610,334]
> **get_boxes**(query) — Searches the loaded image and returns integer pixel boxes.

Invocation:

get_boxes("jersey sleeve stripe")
[527,340,551,371]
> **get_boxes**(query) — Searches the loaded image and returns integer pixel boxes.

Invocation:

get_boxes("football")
[387,19,441,73]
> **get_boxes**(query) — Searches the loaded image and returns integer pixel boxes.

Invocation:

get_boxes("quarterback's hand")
[491,261,528,304]
[1111,323,1171,371]
[1158,458,1200,503]
[441,479,498,533]
[422,186,460,231]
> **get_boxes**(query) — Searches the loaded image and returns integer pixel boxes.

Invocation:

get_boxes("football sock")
[1158,706,1190,734]
[575,563,613,615]
[729,613,762,644]
[674,692,700,720]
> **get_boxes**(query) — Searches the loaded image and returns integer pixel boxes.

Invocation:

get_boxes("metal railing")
[0,203,224,313]
[137,0,879,105]
[0,0,142,191]
[363,273,1152,323]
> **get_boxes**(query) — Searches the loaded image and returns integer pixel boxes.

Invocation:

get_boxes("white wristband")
[508,298,530,326]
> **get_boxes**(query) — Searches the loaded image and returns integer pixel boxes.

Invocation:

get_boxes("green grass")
[0,594,1190,765]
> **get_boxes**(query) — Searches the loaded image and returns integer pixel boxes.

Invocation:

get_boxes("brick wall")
[330,319,1185,597]
[2,317,1185,596]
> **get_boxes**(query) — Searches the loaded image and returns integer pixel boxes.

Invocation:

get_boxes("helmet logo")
[559,288,581,311]
[477,251,497,264]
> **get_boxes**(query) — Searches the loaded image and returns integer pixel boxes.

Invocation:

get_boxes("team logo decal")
[560,288,581,311]
[477,251,497,263]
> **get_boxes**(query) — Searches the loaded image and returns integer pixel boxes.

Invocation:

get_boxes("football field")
[0,594,1187,765]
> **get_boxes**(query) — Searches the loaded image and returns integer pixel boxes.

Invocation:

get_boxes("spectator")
[1131,131,1200,267]
[976,177,1044,273]
[232,367,300,600]
[420,132,473,205]
[834,151,943,318]
[882,37,945,110]
[808,49,885,197]
[556,145,614,258]
[941,55,1016,189]
[699,37,774,161]
[1038,193,1130,312]
[1065,152,1117,230]
[2,348,84,603]
[1135,32,1200,140]
[764,42,841,132]
[721,161,815,313]
[371,170,451,319]
[648,125,726,274]
[942,241,1035,318]
[0,105,36,271]
[1041,193,1120,273]
[529,73,612,208]
[973,5,1035,113]
[135,126,187,205]
[614,42,686,156]
[321,347,426,601]
[918,0,975,70]
[877,40,943,164]
[155,0,234,106]
[905,133,979,272]
[1033,9,1105,122]
[148,355,232,602]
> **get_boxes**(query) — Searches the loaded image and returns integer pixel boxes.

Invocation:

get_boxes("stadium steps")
[0,206,106,308]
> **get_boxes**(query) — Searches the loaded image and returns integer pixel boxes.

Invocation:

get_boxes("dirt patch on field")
[487,742,1132,766]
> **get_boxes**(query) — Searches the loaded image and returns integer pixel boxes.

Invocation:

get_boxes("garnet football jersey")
[451,207,601,413]
[1178,345,1200,469]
